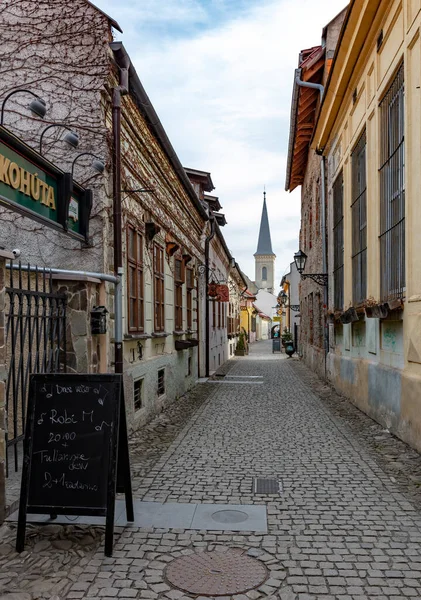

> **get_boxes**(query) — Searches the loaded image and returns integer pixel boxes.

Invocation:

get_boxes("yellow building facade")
[313,0,421,451]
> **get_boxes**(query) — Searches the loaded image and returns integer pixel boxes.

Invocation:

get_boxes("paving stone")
[1,342,421,598]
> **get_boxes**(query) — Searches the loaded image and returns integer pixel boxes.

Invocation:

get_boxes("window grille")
[351,129,367,304]
[379,63,405,301]
[127,226,144,332]
[157,368,165,396]
[333,170,344,311]
[134,378,143,411]
[153,244,165,331]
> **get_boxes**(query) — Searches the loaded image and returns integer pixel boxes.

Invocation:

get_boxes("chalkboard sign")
[16,374,133,556]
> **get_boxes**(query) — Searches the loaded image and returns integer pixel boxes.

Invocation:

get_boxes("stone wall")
[53,275,104,376]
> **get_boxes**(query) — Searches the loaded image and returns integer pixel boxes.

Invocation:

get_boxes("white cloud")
[94,0,347,281]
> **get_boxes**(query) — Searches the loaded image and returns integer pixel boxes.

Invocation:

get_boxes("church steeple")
[254,189,276,293]
[254,190,275,256]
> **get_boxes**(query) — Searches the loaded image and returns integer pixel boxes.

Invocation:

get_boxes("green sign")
[0,126,91,242]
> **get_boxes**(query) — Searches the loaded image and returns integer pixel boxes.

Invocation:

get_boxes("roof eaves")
[87,0,123,33]
[110,42,208,222]
[285,68,302,192]
[311,0,383,151]
[184,168,215,192]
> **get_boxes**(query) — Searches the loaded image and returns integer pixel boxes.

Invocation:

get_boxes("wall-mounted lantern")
[91,305,108,334]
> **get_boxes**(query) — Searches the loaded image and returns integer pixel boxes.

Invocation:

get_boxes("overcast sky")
[94,0,347,284]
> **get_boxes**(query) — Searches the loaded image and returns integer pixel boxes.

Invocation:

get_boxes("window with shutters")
[174,258,184,331]
[186,268,194,329]
[127,226,144,332]
[153,244,165,332]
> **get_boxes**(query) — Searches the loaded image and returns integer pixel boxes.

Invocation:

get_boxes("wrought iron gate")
[5,262,67,475]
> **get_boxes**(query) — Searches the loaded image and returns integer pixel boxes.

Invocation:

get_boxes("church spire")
[254,189,275,256]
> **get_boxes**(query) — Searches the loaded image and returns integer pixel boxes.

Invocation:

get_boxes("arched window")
[262,266,267,281]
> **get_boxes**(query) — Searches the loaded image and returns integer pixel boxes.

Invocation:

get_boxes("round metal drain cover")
[211,510,248,524]
[165,551,268,596]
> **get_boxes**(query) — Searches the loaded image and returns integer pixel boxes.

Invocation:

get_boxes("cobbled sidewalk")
[1,340,421,600]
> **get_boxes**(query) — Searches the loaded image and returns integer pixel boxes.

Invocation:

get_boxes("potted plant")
[234,332,247,356]
[340,306,359,324]
[281,327,293,346]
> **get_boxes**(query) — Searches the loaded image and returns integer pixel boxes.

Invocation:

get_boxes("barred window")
[379,63,405,301]
[157,368,165,396]
[186,268,194,329]
[174,258,183,331]
[153,244,165,332]
[134,378,143,411]
[127,226,144,332]
[351,129,367,305]
[333,170,344,311]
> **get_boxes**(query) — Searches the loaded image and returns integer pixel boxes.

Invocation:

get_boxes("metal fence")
[5,262,67,475]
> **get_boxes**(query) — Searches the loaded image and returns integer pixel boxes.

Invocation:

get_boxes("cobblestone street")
[1,340,421,599]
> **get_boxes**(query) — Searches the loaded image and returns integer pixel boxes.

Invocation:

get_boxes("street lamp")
[294,249,328,287]
[71,152,105,178]
[279,288,300,312]
[39,123,79,155]
[1,89,47,125]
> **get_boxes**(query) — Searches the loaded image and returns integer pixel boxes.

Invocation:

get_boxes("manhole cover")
[211,510,249,524]
[165,551,268,596]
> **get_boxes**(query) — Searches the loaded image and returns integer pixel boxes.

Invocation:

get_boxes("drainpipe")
[295,71,329,370]
[205,217,216,377]
[196,274,200,379]
[110,45,130,374]
[318,153,329,366]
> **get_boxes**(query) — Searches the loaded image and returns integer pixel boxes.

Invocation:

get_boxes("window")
[351,130,367,305]
[333,170,344,311]
[186,268,194,329]
[218,301,222,328]
[153,244,165,332]
[174,258,184,331]
[212,297,216,328]
[228,302,234,335]
[309,293,314,345]
[262,266,267,281]
[379,63,405,301]
[187,356,192,376]
[157,368,165,396]
[127,226,144,332]
[251,316,256,332]
[134,378,143,411]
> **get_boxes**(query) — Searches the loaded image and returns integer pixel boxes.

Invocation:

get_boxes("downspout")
[111,45,130,374]
[196,274,200,379]
[295,71,329,372]
[205,217,216,377]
